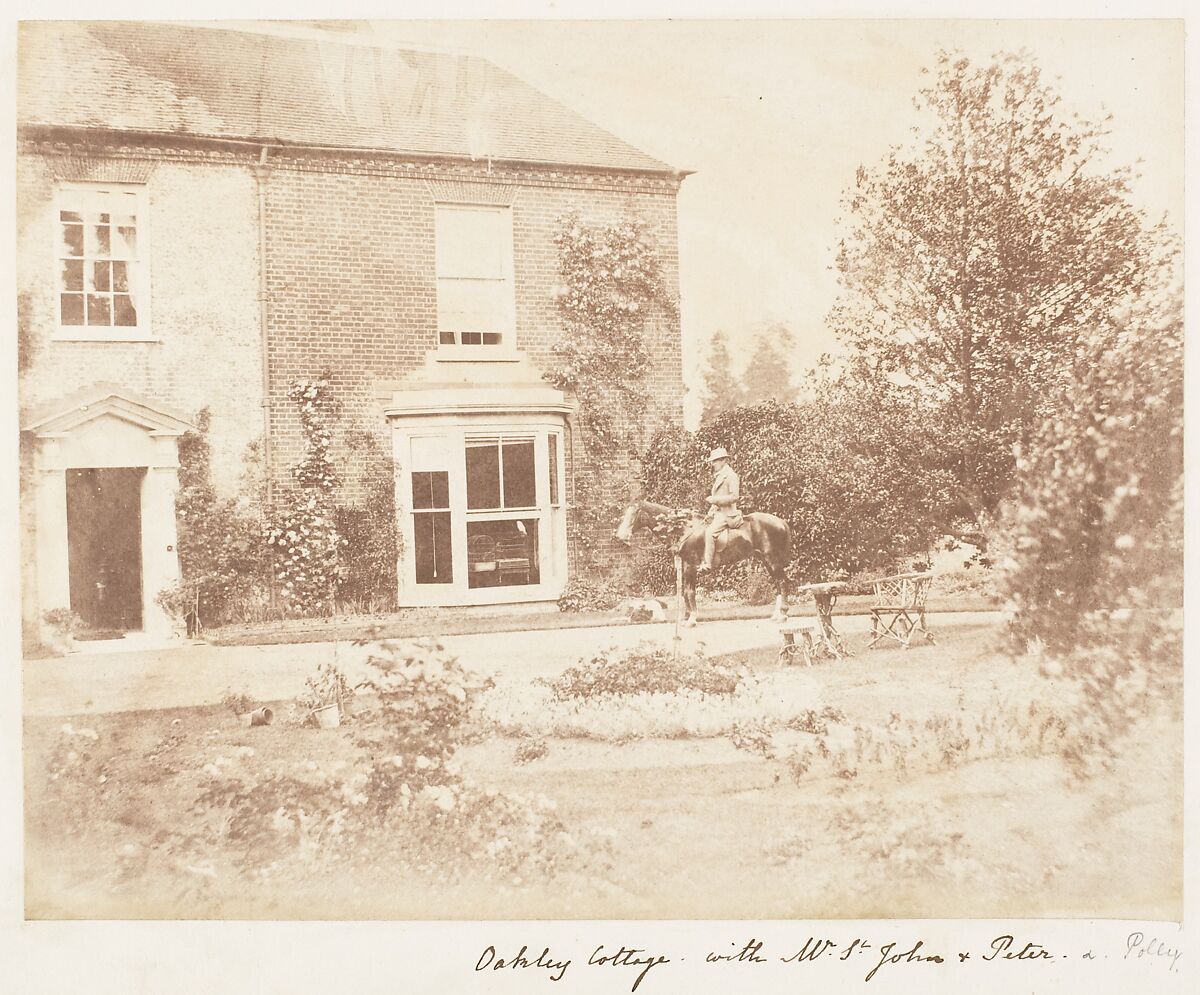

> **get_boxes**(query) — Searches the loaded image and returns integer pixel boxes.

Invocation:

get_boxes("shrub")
[334,430,400,611]
[292,662,354,722]
[642,378,957,584]
[556,579,621,613]
[514,737,549,765]
[174,409,270,627]
[999,310,1183,772]
[545,644,742,700]
[194,641,614,887]
[42,607,85,638]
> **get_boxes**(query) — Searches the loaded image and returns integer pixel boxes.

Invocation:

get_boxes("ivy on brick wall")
[546,212,678,569]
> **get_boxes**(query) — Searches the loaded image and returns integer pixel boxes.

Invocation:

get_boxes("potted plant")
[42,608,84,655]
[222,690,273,727]
[296,662,352,729]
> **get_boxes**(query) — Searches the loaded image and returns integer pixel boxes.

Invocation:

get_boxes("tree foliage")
[642,375,956,582]
[741,323,795,407]
[700,329,744,418]
[997,307,1183,773]
[1000,307,1183,652]
[830,50,1178,534]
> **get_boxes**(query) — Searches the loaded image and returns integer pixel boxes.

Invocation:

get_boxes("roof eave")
[19,123,692,181]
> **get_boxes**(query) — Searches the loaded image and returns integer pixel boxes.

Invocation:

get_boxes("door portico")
[23,386,193,640]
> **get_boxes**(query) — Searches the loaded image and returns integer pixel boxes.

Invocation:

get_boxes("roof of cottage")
[17,21,678,174]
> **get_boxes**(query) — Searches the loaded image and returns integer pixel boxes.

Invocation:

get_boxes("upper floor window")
[55,183,151,340]
[435,204,514,354]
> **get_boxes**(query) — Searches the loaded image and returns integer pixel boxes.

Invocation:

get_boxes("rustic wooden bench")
[868,571,935,649]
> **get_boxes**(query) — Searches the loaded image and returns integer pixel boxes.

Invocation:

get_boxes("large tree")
[699,328,744,419]
[741,323,795,406]
[830,50,1178,544]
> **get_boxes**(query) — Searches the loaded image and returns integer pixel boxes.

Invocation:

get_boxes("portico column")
[35,439,71,638]
[141,439,182,637]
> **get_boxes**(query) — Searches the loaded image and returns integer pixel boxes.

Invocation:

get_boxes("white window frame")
[53,181,154,343]
[434,203,517,360]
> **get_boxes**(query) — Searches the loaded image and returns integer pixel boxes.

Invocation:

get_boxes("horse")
[614,499,791,627]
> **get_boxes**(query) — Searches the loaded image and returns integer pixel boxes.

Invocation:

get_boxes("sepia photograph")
[13,12,1185,930]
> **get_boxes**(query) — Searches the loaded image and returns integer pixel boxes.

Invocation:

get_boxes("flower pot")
[239,707,274,727]
[313,703,341,729]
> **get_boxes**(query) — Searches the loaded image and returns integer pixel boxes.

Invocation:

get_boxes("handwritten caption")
[474,931,1182,990]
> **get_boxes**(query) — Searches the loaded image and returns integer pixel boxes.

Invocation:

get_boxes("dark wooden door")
[66,467,145,631]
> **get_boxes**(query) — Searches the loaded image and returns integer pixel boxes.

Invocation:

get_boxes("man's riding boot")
[699,531,716,572]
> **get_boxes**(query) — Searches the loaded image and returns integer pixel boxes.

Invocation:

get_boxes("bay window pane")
[502,441,536,508]
[466,442,501,510]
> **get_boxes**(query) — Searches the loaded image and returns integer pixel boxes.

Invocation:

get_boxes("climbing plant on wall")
[546,211,678,568]
[265,376,347,615]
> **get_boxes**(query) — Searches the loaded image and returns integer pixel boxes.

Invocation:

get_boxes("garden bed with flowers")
[24,625,1180,920]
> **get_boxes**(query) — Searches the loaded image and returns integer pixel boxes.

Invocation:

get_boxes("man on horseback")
[698,447,742,573]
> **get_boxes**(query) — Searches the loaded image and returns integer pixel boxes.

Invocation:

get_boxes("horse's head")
[613,501,644,544]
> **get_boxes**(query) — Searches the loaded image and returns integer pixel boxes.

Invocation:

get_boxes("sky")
[346,19,1185,423]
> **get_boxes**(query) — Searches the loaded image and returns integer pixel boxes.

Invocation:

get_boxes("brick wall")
[259,152,686,545]
[16,151,265,496]
[18,139,687,598]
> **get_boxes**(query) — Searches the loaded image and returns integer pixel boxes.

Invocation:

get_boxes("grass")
[24,623,1181,920]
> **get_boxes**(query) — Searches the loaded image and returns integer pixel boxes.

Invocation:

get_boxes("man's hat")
[708,447,730,462]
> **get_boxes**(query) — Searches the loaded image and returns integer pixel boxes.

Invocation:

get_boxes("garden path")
[23,611,999,717]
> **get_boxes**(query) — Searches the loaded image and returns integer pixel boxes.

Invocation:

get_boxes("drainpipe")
[253,145,273,509]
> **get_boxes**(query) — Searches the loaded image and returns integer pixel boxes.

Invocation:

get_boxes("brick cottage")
[17,21,687,641]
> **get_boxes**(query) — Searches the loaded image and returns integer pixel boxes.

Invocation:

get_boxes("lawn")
[23,624,1181,920]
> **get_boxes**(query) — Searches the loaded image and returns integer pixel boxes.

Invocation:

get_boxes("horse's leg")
[767,558,788,622]
[683,562,698,627]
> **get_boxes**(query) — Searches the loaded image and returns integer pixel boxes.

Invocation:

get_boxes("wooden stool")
[778,618,821,666]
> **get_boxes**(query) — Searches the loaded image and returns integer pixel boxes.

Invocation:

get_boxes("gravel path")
[23,611,999,716]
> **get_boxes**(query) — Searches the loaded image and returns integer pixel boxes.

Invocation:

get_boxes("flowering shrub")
[513,737,549,765]
[642,380,957,582]
[480,668,823,742]
[546,644,742,699]
[265,493,345,614]
[266,376,347,614]
[288,377,340,492]
[292,662,354,721]
[192,640,614,887]
[42,607,85,641]
[556,579,622,613]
